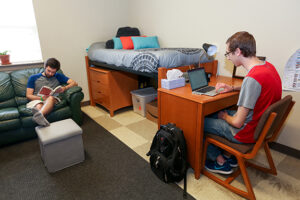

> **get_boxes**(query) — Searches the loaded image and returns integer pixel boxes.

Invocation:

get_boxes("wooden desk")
[158,76,243,179]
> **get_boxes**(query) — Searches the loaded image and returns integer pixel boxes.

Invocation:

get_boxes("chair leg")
[237,156,256,200]
[201,138,209,173]
[264,142,277,175]
[203,155,256,200]
[246,143,277,175]
[202,139,257,200]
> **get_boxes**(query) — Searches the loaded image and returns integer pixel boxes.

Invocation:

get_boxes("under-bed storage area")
[86,63,138,117]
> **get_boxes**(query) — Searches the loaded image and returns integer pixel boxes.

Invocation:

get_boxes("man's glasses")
[224,51,232,57]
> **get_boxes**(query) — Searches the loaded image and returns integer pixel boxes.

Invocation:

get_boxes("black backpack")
[147,123,188,195]
[105,26,141,49]
[116,26,140,37]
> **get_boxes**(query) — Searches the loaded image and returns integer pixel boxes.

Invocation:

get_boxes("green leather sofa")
[0,67,84,147]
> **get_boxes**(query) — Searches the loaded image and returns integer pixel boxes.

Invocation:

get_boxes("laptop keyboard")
[195,86,215,93]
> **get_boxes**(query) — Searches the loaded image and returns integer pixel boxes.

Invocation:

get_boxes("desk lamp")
[202,43,217,57]
[198,43,217,67]
[197,43,218,82]
[183,43,218,82]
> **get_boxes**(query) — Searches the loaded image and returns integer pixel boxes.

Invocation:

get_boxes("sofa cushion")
[10,68,44,106]
[0,118,21,132]
[18,105,32,117]
[20,116,37,128]
[0,107,20,121]
[15,96,29,106]
[0,72,17,109]
[20,106,72,128]
[18,99,68,117]
[46,106,72,123]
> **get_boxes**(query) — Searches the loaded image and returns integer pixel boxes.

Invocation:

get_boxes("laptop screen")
[188,68,208,91]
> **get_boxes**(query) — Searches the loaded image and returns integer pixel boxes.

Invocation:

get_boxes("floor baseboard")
[269,142,300,159]
[81,100,90,107]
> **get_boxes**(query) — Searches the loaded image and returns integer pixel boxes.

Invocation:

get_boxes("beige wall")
[33,0,300,149]
[127,0,300,149]
[32,0,129,101]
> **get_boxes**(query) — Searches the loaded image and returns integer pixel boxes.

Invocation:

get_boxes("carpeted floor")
[0,114,194,200]
[82,105,300,200]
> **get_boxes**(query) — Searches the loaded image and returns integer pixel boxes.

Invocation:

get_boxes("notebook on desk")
[187,68,218,96]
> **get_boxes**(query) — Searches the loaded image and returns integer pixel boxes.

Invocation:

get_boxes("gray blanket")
[87,42,212,73]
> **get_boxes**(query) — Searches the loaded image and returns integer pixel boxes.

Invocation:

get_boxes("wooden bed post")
[158,67,167,88]
[85,56,95,106]
[199,60,218,76]
[157,60,218,88]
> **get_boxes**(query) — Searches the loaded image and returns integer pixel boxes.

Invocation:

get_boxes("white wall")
[33,0,300,150]
[32,0,129,102]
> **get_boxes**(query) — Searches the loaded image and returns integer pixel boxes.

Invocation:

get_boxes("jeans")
[204,110,243,161]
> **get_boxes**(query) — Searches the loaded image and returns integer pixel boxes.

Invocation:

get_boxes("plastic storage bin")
[131,87,157,117]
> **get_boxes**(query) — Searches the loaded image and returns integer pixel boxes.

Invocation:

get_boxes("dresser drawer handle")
[97,80,101,83]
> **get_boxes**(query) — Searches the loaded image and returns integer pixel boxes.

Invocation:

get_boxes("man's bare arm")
[62,79,78,92]
[215,83,241,94]
[218,106,250,128]
[26,88,41,101]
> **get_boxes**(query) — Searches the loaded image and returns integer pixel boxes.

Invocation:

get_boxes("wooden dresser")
[86,58,138,116]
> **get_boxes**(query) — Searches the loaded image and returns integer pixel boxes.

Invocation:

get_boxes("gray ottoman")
[35,118,85,173]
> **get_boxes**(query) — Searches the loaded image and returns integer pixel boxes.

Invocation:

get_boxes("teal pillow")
[113,37,123,49]
[132,36,160,50]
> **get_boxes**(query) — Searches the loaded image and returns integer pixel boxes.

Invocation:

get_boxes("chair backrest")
[253,95,293,141]
[232,56,266,79]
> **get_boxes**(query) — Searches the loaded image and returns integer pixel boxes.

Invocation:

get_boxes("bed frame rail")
[157,60,218,88]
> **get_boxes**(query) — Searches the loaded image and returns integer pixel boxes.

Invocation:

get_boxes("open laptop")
[187,68,218,96]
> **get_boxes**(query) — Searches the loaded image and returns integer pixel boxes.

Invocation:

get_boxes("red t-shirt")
[234,62,282,143]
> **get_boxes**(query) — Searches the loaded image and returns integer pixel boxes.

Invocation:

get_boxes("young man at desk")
[204,31,282,174]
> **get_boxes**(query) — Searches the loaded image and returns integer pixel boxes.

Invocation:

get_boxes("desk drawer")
[91,81,109,94]
[92,91,110,108]
[90,71,109,85]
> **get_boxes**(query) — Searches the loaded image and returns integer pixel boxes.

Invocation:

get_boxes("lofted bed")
[85,42,218,116]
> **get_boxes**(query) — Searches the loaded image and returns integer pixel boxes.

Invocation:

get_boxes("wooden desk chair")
[232,56,266,79]
[202,95,295,200]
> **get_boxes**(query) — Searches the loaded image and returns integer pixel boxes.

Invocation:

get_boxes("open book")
[37,86,63,102]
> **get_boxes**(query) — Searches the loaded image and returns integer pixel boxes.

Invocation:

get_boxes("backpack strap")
[146,129,160,156]
[146,128,175,156]
[166,127,187,178]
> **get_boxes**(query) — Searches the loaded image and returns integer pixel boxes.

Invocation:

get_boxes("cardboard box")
[131,87,157,117]
[146,100,158,123]
[161,78,185,89]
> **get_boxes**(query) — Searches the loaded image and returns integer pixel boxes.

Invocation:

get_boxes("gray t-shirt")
[33,76,61,95]
[27,72,69,95]
[230,77,261,136]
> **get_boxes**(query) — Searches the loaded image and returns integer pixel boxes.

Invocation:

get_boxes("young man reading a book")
[203,31,282,174]
[26,58,78,126]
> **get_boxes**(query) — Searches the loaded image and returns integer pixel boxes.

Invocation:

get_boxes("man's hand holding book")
[37,86,63,102]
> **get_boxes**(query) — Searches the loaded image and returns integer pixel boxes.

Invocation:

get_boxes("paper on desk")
[283,49,300,91]
[167,69,183,80]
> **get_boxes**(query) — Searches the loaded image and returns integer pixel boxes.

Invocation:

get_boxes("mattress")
[87,42,212,73]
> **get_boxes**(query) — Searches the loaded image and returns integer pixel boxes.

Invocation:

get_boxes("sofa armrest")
[65,86,84,125]
[65,86,82,101]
